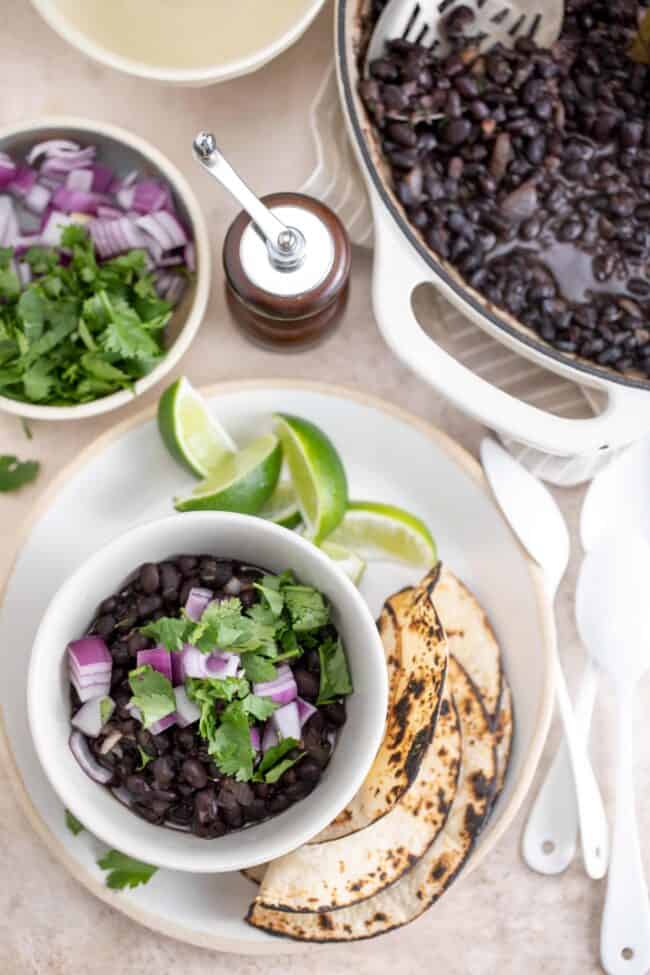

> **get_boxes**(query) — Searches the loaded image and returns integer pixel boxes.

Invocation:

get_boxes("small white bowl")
[0,117,211,422]
[27,511,388,873]
[30,1,326,87]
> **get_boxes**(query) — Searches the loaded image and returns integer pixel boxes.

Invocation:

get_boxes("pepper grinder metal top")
[193,132,351,349]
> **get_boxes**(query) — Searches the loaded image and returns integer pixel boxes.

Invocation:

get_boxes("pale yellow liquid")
[51,0,313,70]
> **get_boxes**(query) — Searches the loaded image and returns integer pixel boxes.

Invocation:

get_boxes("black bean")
[139,563,159,594]
[245,799,268,822]
[177,555,198,577]
[293,669,320,701]
[443,119,472,146]
[296,758,322,784]
[268,793,291,814]
[94,615,115,639]
[194,787,219,823]
[199,558,233,587]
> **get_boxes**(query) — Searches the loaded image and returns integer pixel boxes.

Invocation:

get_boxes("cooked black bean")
[177,555,198,577]
[323,700,346,727]
[293,668,320,701]
[139,563,159,594]
[296,758,322,784]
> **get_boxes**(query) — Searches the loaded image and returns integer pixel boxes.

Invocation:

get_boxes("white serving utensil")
[523,436,650,875]
[365,0,564,76]
[576,538,650,975]
[480,437,608,880]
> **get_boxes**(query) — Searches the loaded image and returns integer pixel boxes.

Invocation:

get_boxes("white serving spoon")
[524,436,650,875]
[576,538,650,975]
[481,438,608,880]
[365,0,564,76]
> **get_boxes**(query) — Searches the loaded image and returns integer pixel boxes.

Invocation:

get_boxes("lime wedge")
[321,541,367,586]
[174,434,282,514]
[327,501,437,567]
[158,377,237,477]
[258,481,302,529]
[273,413,348,545]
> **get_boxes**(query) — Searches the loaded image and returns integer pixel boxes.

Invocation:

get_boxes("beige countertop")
[0,3,646,972]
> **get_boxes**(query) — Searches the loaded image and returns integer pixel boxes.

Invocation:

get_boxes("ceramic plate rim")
[0,378,555,954]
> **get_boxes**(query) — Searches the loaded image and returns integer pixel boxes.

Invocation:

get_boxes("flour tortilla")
[246,655,496,941]
[254,682,461,913]
[241,864,267,885]
[432,567,503,721]
[493,676,514,799]
[315,568,448,843]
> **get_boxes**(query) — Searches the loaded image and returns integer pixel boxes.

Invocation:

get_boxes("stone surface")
[0,3,646,973]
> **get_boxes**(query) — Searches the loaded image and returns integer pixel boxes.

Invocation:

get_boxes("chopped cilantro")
[97,850,158,890]
[128,664,176,729]
[0,454,39,492]
[209,700,255,782]
[136,746,153,771]
[65,809,84,836]
[241,693,277,722]
[0,225,175,406]
[282,585,329,632]
[317,636,353,705]
[253,738,302,783]
[241,653,278,683]
[139,615,190,653]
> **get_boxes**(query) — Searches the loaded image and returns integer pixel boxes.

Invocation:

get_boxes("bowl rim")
[26,508,389,874]
[1,379,555,952]
[29,0,326,85]
[0,115,211,421]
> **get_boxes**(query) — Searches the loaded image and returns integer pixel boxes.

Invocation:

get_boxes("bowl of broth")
[31,0,326,85]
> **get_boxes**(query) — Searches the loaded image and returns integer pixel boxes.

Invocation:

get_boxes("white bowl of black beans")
[27,511,388,873]
[337,0,650,457]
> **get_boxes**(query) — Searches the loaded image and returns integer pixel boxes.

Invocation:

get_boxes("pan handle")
[371,195,650,457]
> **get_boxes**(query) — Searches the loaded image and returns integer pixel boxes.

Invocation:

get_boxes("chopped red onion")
[0,152,16,188]
[272,701,301,741]
[52,186,105,215]
[91,164,113,194]
[137,646,172,682]
[66,169,93,192]
[129,179,170,214]
[297,697,317,728]
[137,210,187,251]
[27,139,83,165]
[171,650,185,685]
[262,721,279,752]
[181,645,209,679]
[71,673,111,703]
[71,695,115,738]
[254,665,297,705]
[40,210,77,246]
[174,685,200,727]
[224,577,243,596]
[69,729,113,784]
[184,586,213,622]
[205,652,240,679]
[68,636,112,674]
[149,712,177,735]
[24,183,52,215]
[96,204,123,220]
[89,216,146,258]
[0,197,18,246]
[8,165,37,199]
[127,702,143,722]
[250,726,262,752]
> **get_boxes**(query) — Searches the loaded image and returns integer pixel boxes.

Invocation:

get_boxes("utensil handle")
[370,194,650,456]
[601,688,650,975]
[551,644,608,879]
[522,660,599,875]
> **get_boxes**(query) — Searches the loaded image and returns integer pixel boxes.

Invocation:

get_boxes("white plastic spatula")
[480,438,608,880]
[576,539,650,975]
[524,436,650,876]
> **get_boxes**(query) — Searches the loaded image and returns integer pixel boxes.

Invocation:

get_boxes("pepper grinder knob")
[193,131,351,350]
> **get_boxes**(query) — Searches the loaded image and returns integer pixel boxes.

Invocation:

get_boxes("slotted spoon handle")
[370,189,650,456]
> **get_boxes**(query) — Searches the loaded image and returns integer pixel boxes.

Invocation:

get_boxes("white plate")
[0,380,554,954]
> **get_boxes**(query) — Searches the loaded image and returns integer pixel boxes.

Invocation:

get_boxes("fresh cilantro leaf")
[185,676,251,744]
[97,850,158,890]
[99,697,114,725]
[17,288,46,342]
[264,753,306,784]
[136,746,153,771]
[241,693,277,722]
[253,738,302,783]
[0,267,20,300]
[0,454,39,492]
[65,809,84,836]
[209,700,255,782]
[283,585,330,632]
[195,597,277,655]
[241,653,277,683]
[254,578,285,616]
[139,616,190,653]
[317,636,353,704]
[128,664,176,729]
[99,292,161,361]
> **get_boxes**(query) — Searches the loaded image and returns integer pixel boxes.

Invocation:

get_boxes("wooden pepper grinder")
[193,132,351,350]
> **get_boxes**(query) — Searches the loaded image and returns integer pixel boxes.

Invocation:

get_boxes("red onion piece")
[171,650,185,686]
[71,695,115,737]
[272,701,301,741]
[250,726,262,752]
[297,697,317,728]
[0,152,16,188]
[68,636,111,673]
[91,163,113,194]
[184,586,213,622]
[8,165,37,199]
[40,210,77,246]
[69,729,113,785]
[223,577,243,596]
[262,721,279,753]
[254,665,297,704]
[181,645,209,679]
[52,186,105,215]
[174,685,200,728]
[66,168,93,192]
[130,179,170,214]
[71,673,111,703]
[205,652,240,679]
[96,204,123,220]
[0,197,18,247]
[136,646,172,682]
[149,711,177,735]
[24,183,52,215]
[27,139,81,165]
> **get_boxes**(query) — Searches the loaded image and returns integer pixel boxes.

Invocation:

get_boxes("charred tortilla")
[254,682,461,914]
[432,567,503,722]
[493,676,514,799]
[246,655,497,942]
[314,568,448,843]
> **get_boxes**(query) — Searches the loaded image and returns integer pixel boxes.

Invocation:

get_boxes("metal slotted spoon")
[365,0,564,74]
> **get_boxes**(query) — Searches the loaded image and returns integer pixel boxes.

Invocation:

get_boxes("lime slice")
[258,481,302,529]
[174,434,282,514]
[321,541,367,586]
[273,413,348,545]
[158,377,237,478]
[327,501,437,567]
